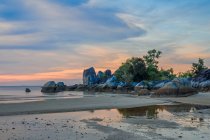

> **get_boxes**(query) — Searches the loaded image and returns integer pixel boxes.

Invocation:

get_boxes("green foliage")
[159,68,176,80]
[114,57,146,83]
[177,70,194,78]
[178,58,208,78]
[114,49,209,82]
[192,58,208,75]
[143,49,162,80]
[115,49,177,82]
[143,49,162,68]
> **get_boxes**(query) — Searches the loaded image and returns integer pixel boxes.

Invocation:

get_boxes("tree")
[159,68,176,80]
[143,49,162,80]
[114,57,147,83]
[177,70,194,78]
[192,58,208,75]
[177,58,208,78]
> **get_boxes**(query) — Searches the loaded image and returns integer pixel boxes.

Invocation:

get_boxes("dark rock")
[152,80,170,89]
[75,84,87,91]
[192,69,210,82]
[83,67,98,85]
[199,80,210,88]
[137,89,151,96]
[131,82,138,87]
[97,71,106,84]
[105,76,118,88]
[153,78,197,97]
[191,69,210,90]
[41,81,66,93]
[66,84,78,91]
[104,69,112,77]
[96,69,112,84]
[56,82,66,92]
[116,83,134,93]
[135,81,149,91]
[41,81,57,93]
[97,71,104,79]
[25,88,31,93]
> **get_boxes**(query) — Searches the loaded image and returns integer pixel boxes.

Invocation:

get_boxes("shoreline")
[0,95,166,116]
[0,92,210,116]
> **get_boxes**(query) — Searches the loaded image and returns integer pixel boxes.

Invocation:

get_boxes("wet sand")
[0,92,210,140]
[0,92,210,116]
[0,104,210,140]
[0,95,166,116]
[166,92,210,105]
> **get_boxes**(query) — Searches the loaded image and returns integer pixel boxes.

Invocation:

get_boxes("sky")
[0,0,210,85]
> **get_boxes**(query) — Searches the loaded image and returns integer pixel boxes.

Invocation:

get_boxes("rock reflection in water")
[117,104,210,119]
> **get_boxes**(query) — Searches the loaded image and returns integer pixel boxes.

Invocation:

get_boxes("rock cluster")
[191,69,210,91]
[152,78,197,97]
[41,81,66,93]
[83,67,112,85]
[41,67,210,97]
[83,67,98,85]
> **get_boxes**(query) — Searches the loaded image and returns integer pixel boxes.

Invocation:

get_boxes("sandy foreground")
[0,94,166,116]
[0,92,210,116]
[0,92,210,140]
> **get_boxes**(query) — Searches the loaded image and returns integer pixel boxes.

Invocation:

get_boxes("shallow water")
[0,104,210,140]
[0,86,86,103]
[0,86,135,104]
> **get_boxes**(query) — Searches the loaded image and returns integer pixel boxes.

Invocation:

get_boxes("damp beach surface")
[0,90,210,140]
[0,104,210,140]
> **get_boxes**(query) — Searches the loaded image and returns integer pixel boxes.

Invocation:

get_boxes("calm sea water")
[0,86,84,103]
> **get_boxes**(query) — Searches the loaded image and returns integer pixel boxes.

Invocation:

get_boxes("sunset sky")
[0,0,210,85]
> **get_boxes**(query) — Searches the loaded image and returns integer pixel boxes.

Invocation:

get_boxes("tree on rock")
[192,58,208,75]
[114,57,146,83]
[143,49,162,80]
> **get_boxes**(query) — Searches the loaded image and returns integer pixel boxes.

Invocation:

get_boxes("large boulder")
[151,80,170,89]
[96,69,112,84]
[135,81,149,91]
[105,76,118,88]
[104,69,112,77]
[41,81,66,93]
[41,81,57,93]
[192,69,210,82]
[56,82,66,92]
[83,67,98,85]
[96,71,106,84]
[191,69,210,90]
[153,78,197,97]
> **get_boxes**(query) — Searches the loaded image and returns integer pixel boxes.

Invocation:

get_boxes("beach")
[0,90,210,140]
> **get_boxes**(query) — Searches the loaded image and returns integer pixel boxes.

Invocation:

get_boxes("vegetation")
[114,49,208,82]
[192,58,208,75]
[143,49,162,80]
[114,49,176,82]
[178,58,208,78]
[178,70,194,78]
[159,68,176,80]
[114,57,146,83]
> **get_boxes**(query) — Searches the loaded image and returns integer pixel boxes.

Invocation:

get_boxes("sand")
[0,95,166,116]
[165,92,210,105]
[0,92,210,140]
[0,92,210,116]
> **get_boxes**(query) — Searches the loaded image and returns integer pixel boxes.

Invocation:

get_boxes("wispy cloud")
[0,0,210,85]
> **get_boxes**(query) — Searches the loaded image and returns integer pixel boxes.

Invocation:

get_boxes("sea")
[0,86,85,104]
